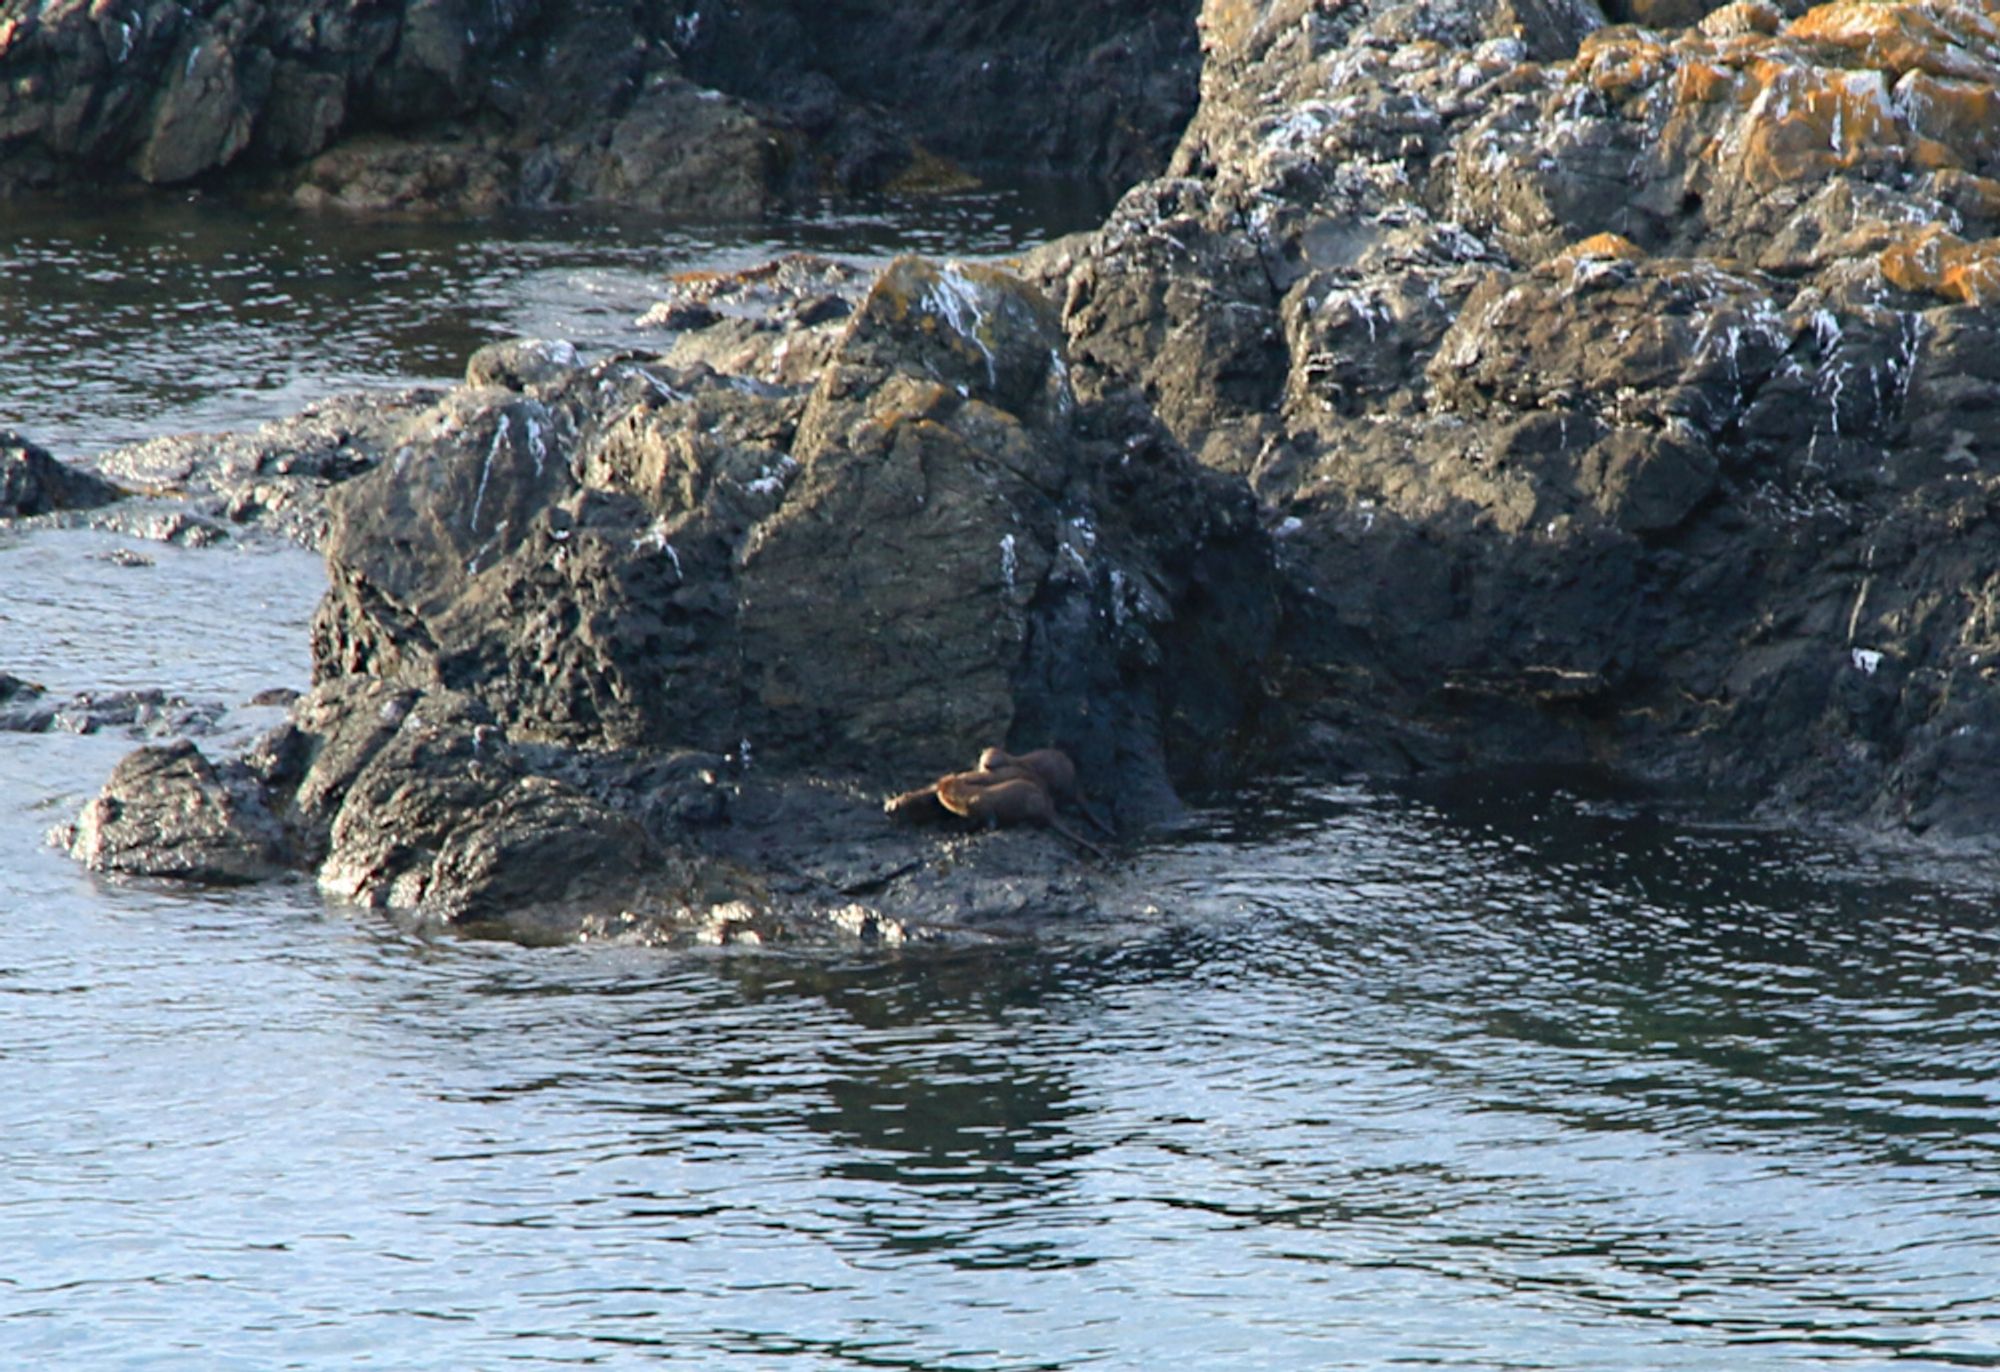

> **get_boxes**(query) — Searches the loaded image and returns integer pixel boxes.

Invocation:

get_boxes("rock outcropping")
[0,0,1200,211]
[61,254,1281,939]
[1027,0,2000,837]
[1,430,123,517]
[43,0,2000,947]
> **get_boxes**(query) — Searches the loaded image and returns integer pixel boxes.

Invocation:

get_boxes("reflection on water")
[3,743,1998,1368]
[4,193,2000,1369]
[0,183,1107,457]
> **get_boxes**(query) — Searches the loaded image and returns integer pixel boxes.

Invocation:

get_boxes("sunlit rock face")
[66,250,1283,936]
[1025,0,2000,836]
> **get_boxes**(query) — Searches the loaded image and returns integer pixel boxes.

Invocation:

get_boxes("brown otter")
[937,770,1109,861]
[883,755,1046,819]
[977,747,1114,835]
[936,771,1054,823]
[976,747,1075,796]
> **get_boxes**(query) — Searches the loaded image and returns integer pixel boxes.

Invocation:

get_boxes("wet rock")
[77,388,439,548]
[1,2,1202,211]
[0,672,48,732]
[76,248,1279,936]
[65,739,291,885]
[306,687,657,918]
[0,431,123,518]
[0,685,228,739]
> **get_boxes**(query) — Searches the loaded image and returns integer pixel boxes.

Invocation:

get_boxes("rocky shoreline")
[0,1,1200,212]
[9,0,2000,941]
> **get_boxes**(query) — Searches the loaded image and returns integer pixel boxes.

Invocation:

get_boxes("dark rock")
[0,431,123,518]
[73,248,1281,935]
[2,686,226,739]
[65,0,2000,942]
[465,338,583,392]
[1021,0,2000,842]
[305,686,655,917]
[678,0,1203,190]
[311,254,1279,823]
[1578,428,1719,534]
[1,1,1202,212]
[65,739,291,885]
[0,672,48,733]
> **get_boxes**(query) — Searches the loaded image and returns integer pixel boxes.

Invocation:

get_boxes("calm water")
[3,194,2000,1369]
[0,185,1102,456]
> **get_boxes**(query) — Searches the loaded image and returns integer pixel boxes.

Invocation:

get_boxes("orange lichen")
[1786,1,2000,85]
[1675,57,1740,103]
[1562,231,1650,262]
[1700,1,1784,39]
[1576,28,1674,97]
[1718,58,1905,189]
[1879,223,2000,303]
[1893,69,2000,170]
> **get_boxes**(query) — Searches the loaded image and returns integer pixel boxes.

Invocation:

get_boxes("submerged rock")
[0,688,227,739]
[1,431,122,518]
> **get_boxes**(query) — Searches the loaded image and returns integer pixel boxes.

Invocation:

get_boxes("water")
[0,184,1104,456]
[4,193,2000,1369]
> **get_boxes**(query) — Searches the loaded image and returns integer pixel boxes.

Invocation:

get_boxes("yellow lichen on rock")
[1700,1,1784,39]
[1786,0,2000,86]
[1629,4,2000,202]
[1575,28,1675,97]
[1722,59,1904,189]
[1674,55,1743,104]
[1559,231,1650,263]
[1879,222,2000,302]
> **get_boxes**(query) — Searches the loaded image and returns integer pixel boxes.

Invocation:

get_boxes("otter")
[937,772,1055,824]
[976,747,1075,797]
[937,770,1109,861]
[883,754,1046,819]
[977,747,1114,835]
[885,755,1109,859]
[883,761,1043,820]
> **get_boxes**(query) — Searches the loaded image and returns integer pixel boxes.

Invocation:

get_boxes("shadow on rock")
[65,253,1284,943]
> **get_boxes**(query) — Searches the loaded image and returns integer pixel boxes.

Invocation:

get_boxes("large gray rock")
[1028,0,2000,838]
[73,251,1282,935]
[312,255,1279,818]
